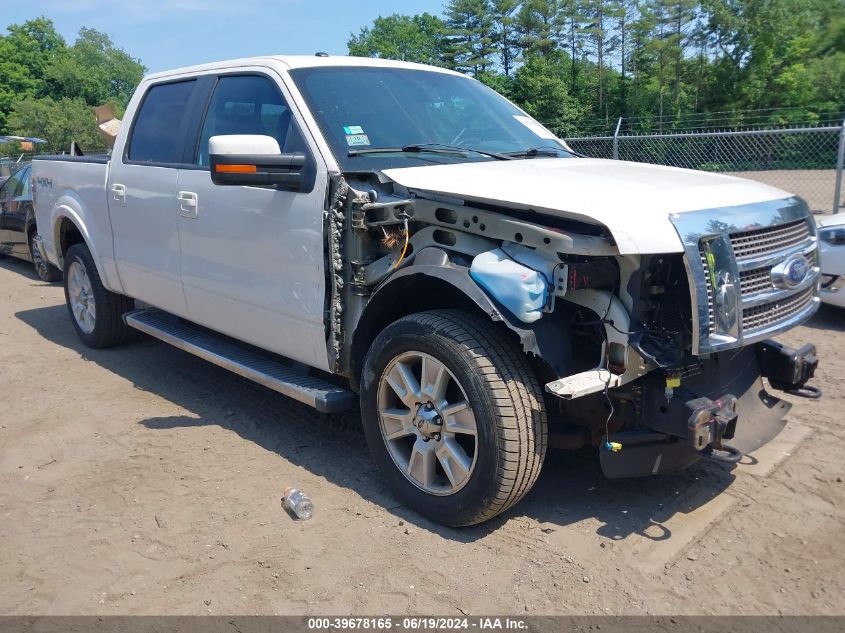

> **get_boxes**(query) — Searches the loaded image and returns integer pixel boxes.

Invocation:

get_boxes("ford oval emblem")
[772,254,809,289]
[787,258,808,286]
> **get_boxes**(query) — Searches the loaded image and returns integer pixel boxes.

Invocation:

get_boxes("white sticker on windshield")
[343,125,365,135]
[513,115,557,140]
[346,134,371,147]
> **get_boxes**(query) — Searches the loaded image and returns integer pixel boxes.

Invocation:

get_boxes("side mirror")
[209,135,305,190]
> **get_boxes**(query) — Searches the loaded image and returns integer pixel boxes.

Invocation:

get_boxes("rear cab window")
[126,80,197,165]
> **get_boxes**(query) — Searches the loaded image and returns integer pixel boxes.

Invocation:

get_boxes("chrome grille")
[672,198,819,354]
[742,287,816,331]
[739,252,817,297]
[729,219,811,260]
[700,250,716,335]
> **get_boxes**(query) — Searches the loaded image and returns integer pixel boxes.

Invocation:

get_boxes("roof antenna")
[315,52,329,57]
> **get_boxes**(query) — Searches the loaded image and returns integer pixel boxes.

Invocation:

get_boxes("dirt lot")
[723,169,840,214]
[1,256,844,616]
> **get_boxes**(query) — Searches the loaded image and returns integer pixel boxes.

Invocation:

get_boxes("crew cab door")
[107,78,207,317]
[175,72,330,371]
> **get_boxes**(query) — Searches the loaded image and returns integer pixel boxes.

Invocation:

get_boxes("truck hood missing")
[382,158,793,255]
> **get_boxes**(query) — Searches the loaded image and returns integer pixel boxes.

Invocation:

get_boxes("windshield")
[289,66,573,171]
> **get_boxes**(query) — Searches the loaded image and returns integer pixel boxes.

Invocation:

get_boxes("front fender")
[350,247,574,382]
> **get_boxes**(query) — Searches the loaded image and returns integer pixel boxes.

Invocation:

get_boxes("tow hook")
[685,395,743,464]
[701,444,743,464]
[757,340,822,400]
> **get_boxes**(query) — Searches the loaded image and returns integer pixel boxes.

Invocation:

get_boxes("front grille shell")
[672,197,821,355]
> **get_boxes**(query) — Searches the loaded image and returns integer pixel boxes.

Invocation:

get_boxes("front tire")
[360,310,547,526]
[63,243,134,348]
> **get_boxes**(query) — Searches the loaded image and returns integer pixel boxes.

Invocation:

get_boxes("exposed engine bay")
[325,173,821,477]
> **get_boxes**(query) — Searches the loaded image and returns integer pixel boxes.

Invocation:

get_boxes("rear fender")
[49,194,116,292]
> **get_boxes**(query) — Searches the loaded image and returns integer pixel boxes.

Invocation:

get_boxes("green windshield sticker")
[346,133,371,147]
[343,125,364,135]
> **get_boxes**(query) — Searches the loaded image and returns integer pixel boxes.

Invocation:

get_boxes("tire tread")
[64,243,134,348]
[364,309,547,526]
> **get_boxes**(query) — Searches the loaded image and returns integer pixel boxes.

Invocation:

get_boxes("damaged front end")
[328,174,821,479]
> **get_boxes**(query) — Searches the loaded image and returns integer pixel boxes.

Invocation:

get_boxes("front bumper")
[599,341,817,478]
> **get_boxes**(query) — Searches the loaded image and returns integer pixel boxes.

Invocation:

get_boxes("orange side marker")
[215,164,257,173]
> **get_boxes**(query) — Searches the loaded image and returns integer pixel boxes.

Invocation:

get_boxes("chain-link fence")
[565,122,845,215]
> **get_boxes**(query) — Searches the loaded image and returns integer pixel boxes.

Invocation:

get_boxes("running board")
[124,309,356,414]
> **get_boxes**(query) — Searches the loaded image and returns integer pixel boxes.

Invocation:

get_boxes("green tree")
[511,53,581,134]
[517,0,566,58]
[701,0,845,116]
[491,0,521,76]
[613,0,638,117]
[8,96,107,153]
[348,13,449,65]
[580,0,623,121]
[444,0,497,76]
[46,27,145,107]
[0,17,66,131]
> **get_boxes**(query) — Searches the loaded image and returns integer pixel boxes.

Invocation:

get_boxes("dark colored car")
[0,163,61,281]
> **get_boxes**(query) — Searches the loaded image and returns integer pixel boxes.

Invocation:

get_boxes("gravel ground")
[1,256,844,616]
[724,169,840,214]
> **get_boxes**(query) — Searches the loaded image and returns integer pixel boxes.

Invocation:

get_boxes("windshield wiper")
[348,143,513,161]
[505,147,575,158]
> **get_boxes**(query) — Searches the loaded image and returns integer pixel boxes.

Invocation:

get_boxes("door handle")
[177,191,198,218]
[111,183,126,207]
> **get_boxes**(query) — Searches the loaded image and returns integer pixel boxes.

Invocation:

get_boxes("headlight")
[701,237,739,339]
[819,227,845,246]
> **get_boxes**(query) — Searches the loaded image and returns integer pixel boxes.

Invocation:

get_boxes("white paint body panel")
[383,159,794,255]
[816,214,845,308]
[208,134,280,155]
[33,57,334,371]
[175,169,330,369]
[33,159,125,293]
[107,162,189,316]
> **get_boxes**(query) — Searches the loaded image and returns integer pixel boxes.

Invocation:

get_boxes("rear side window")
[196,75,304,166]
[128,80,196,164]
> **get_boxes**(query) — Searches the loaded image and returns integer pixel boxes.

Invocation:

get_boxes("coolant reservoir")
[470,249,548,323]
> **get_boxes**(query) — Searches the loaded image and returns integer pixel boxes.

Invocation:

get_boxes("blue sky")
[3,0,446,72]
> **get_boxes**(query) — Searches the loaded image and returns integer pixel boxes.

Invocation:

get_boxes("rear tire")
[360,310,547,526]
[63,243,134,348]
[30,231,61,282]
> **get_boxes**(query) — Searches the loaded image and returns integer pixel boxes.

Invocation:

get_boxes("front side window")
[196,75,304,166]
[128,80,196,164]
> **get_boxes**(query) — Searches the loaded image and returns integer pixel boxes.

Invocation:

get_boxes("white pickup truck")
[33,55,822,526]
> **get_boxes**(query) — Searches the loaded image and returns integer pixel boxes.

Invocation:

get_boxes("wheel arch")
[348,247,571,389]
[51,209,109,285]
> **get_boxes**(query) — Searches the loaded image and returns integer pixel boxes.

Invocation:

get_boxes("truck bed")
[32,155,118,290]
[33,155,111,164]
